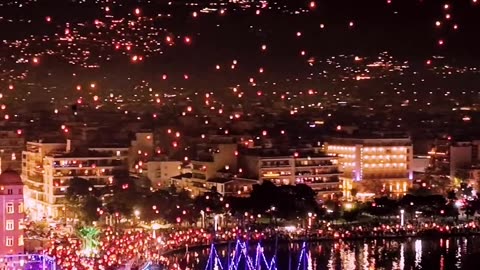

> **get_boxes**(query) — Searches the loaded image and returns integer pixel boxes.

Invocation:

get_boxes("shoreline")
[161,231,480,256]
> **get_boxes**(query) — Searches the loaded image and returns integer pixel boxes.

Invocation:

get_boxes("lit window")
[6,202,14,213]
[18,235,24,246]
[6,220,14,231]
[6,237,13,246]
[18,202,23,213]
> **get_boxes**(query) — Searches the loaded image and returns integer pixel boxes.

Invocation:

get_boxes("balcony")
[26,174,43,184]
[26,183,44,193]
[52,159,124,169]
[53,197,68,205]
[53,189,66,196]
[295,169,341,177]
[260,161,291,169]
[361,173,409,180]
[261,171,292,178]
[307,183,340,193]
[294,162,335,168]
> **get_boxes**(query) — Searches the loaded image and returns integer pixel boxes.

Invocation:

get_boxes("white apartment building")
[241,151,342,200]
[146,160,183,188]
[22,140,128,220]
[325,136,413,198]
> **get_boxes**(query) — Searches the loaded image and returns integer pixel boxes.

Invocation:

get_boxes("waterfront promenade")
[38,219,480,269]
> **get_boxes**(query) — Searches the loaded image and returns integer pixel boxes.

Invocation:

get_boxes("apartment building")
[191,143,238,182]
[325,135,413,199]
[146,160,183,188]
[428,139,480,180]
[0,170,25,255]
[240,149,342,200]
[22,140,128,220]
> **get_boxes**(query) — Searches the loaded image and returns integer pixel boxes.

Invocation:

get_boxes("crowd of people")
[37,219,480,269]
[46,228,158,270]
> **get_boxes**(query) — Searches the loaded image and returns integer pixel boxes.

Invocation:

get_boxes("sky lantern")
[134,8,141,16]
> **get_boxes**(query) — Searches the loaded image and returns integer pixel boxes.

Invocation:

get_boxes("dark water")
[169,237,480,270]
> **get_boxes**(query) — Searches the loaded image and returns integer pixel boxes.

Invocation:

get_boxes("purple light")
[206,240,306,270]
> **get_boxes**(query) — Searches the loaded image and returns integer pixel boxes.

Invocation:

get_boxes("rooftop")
[328,131,411,140]
[241,148,331,158]
[48,149,117,158]
[207,177,233,184]
[0,170,23,186]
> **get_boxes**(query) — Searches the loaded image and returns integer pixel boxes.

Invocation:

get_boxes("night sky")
[0,0,479,106]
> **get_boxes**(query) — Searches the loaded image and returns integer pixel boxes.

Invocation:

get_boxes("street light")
[400,209,405,227]
[344,202,354,210]
[214,214,219,232]
[151,223,161,239]
[200,210,205,228]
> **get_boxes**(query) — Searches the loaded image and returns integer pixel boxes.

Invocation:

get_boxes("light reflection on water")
[168,236,480,270]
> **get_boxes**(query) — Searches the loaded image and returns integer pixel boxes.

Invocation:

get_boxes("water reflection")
[166,236,480,270]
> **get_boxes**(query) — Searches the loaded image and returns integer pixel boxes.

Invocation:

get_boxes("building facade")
[146,160,183,188]
[241,151,342,200]
[325,136,413,199]
[22,140,128,220]
[0,170,25,255]
[191,143,238,182]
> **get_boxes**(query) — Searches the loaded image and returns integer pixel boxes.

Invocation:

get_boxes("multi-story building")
[240,149,342,200]
[325,135,413,199]
[428,138,480,184]
[129,132,154,171]
[191,143,238,182]
[146,160,183,188]
[0,130,25,173]
[0,170,25,255]
[22,140,128,220]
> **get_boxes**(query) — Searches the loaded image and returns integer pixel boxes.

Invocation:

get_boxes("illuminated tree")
[78,226,100,257]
